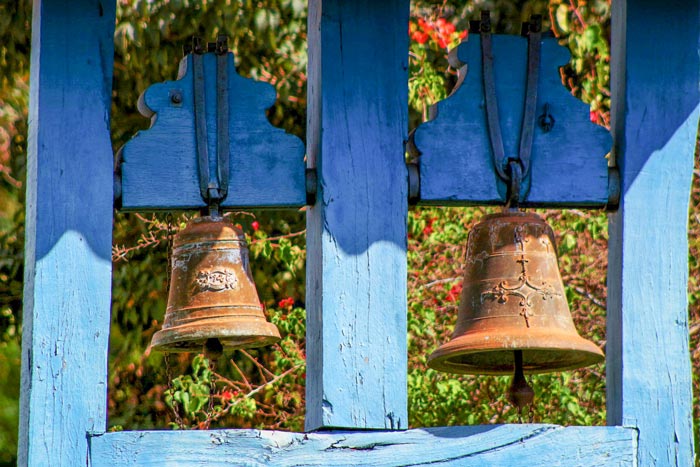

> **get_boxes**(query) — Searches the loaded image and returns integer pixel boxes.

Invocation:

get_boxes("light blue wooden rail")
[19,0,698,466]
[88,425,635,466]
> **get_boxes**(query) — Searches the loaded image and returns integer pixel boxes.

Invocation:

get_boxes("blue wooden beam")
[88,425,636,466]
[412,34,612,208]
[118,50,305,211]
[607,1,699,465]
[305,0,409,430]
[18,0,116,465]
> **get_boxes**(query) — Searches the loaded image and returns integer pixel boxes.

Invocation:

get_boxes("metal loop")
[506,160,523,208]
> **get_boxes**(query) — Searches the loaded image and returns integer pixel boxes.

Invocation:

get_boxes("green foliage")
[111,0,307,146]
[549,0,611,125]
[0,339,20,465]
[166,354,214,424]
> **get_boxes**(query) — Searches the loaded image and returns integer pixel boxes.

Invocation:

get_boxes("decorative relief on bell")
[480,254,562,328]
[513,223,526,250]
[193,269,238,293]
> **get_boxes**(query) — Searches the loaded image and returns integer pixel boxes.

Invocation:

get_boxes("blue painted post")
[306,0,410,430]
[19,1,116,465]
[607,1,699,465]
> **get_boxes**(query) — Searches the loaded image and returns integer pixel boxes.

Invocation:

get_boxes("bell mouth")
[150,318,280,353]
[427,327,604,375]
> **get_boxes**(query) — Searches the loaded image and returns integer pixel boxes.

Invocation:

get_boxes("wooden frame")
[19,0,698,465]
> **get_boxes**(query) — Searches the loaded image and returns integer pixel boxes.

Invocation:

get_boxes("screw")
[538,104,555,132]
[170,90,183,104]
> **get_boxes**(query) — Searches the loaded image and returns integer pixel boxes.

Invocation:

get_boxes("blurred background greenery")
[0,1,698,465]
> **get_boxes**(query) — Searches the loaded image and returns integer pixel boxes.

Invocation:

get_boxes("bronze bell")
[150,216,281,352]
[428,211,604,376]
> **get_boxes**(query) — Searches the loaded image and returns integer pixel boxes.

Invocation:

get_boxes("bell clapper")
[204,337,224,361]
[508,350,534,420]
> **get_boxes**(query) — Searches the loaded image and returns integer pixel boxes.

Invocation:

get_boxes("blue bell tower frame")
[19,1,698,466]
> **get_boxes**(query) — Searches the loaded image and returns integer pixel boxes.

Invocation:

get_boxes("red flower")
[446,282,463,302]
[418,18,432,31]
[278,297,295,309]
[251,220,260,231]
[590,110,600,124]
[422,216,437,236]
[412,31,430,44]
[221,390,234,403]
[442,22,456,35]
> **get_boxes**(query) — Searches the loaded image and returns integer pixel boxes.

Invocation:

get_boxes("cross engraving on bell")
[480,254,561,328]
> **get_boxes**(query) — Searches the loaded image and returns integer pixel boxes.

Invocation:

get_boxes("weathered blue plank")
[88,425,636,466]
[19,1,116,465]
[305,0,409,430]
[413,34,611,207]
[607,1,699,466]
[119,51,305,210]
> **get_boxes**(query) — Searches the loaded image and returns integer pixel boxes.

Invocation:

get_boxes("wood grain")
[18,1,116,465]
[89,425,636,466]
[305,0,410,430]
[607,1,699,465]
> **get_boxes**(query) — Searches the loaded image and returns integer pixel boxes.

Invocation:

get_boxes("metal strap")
[479,13,542,206]
[480,12,508,181]
[193,50,211,203]
[216,35,229,201]
[518,19,541,179]
[192,36,230,207]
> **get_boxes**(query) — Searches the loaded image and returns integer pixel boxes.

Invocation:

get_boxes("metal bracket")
[606,167,620,211]
[477,11,542,207]
[305,168,318,205]
[408,162,420,205]
[192,35,230,212]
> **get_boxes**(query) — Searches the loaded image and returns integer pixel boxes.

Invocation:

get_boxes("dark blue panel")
[120,52,306,210]
[414,35,611,208]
